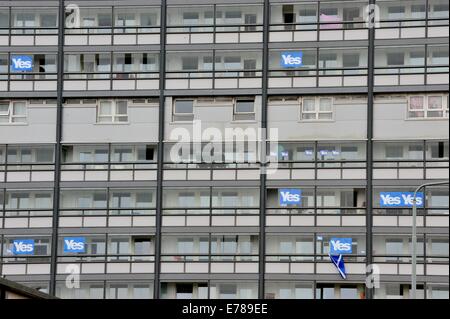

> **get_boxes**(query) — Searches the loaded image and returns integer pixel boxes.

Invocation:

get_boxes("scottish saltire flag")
[329,254,347,279]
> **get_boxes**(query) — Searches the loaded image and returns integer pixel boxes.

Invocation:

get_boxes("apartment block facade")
[0,0,448,299]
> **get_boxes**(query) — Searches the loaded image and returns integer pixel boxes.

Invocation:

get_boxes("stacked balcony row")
[0,184,448,228]
[0,0,448,46]
[0,45,448,91]
[1,233,447,277]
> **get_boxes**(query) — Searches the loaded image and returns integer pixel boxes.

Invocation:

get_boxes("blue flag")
[329,254,347,279]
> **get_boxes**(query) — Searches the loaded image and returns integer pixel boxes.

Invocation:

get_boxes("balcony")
[0,190,53,229]
[269,1,369,43]
[1,236,51,275]
[266,208,366,227]
[268,48,368,89]
[160,234,259,274]
[376,0,449,40]
[64,6,161,46]
[60,144,157,181]
[166,5,263,44]
[265,254,367,275]
[56,254,155,275]
[160,282,258,299]
[162,208,259,227]
[0,7,59,46]
[373,140,449,180]
[58,188,156,228]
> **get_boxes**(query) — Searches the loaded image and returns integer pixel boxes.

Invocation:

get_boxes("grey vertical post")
[49,0,66,296]
[153,0,167,299]
[366,0,376,300]
[258,0,270,299]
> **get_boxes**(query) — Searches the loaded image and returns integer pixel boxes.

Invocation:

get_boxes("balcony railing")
[159,254,259,273]
[266,208,366,227]
[56,254,155,263]
[64,26,161,45]
[373,208,449,228]
[373,159,449,180]
[0,162,55,182]
[162,208,259,227]
[166,23,263,44]
[57,208,156,228]
[374,65,449,86]
[60,161,157,181]
[268,17,449,42]
[162,162,261,181]
[269,159,367,180]
[0,27,59,46]
[63,71,160,91]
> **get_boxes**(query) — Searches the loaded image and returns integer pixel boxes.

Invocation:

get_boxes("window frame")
[0,100,28,124]
[299,97,334,121]
[233,98,256,122]
[96,100,129,123]
[407,94,449,120]
[172,99,195,122]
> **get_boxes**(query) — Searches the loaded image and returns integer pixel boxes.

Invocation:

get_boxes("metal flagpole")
[411,180,449,299]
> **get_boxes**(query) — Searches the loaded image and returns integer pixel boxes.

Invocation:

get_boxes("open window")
[173,99,194,122]
[233,99,255,121]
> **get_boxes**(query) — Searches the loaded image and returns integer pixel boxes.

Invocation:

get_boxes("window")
[428,286,449,299]
[243,59,257,77]
[427,141,448,160]
[387,6,405,20]
[133,237,152,255]
[183,12,199,25]
[182,57,198,71]
[141,12,157,27]
[111,192,131,208]
[387,52,404,66]
[408,95,448,119]
[244,14,257,31]
[219,284,237,298]
[301,97,333,121]
[35,194,52,209]
[224,56,241,70]
[298,8,317,30]
[133,284,152,299]
[319,53,337,70]
[178,192,196,207]
[97,100,128,123]
[36,148,54,162]
[40,14,57,28]
[177,238,194,254]
[173,100,194,122]
[0,101,27,124]
[7,192,30,209]
[343,53,360,74]
[385,145,403,159]
[386,239,403,260]
[0,12,9,30]
[136,192,153,208]
[98,14,112,27]
[109,238,130,257]
[233,99,255,121]
[116,13,135,28]
[430,239,449,256]
[108,285,128,299]
[14,12,35,28]
[137,145,155,161]
[411,5,426,19]
[111,148,133,162]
